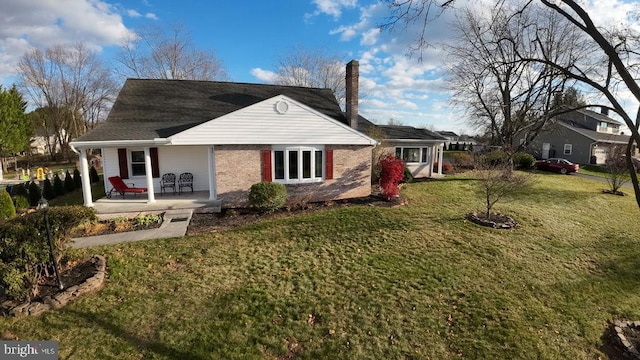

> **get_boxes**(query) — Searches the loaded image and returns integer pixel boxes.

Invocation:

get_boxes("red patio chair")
[107,176,148,199]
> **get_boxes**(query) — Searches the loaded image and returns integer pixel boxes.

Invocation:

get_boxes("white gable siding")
[168,95,376,146]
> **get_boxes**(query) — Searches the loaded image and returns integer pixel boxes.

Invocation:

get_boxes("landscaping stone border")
[466,212,517,229]
[4,255,106,317]
[610,320,640,359]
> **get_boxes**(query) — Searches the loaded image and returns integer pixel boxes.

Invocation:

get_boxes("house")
[519,108,638,164]
[437,131,458,149]
[70,60,445,208]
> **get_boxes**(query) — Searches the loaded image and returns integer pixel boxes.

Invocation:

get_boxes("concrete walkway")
[71,208,194,248]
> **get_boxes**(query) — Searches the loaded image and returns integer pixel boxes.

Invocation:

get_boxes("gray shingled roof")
[75,78,347,142]
[560,122,631,144]
[356,116,446,141]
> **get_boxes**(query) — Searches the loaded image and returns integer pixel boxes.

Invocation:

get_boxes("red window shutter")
[117,148,129,179]
[150,147,160,178]
[261,149,272,182]
[325,149,334,180]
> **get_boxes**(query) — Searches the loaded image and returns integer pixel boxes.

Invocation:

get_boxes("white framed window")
[563,144,572,155]
[273,145,324,183]
[395,147,431,163]
[130,150,146,176]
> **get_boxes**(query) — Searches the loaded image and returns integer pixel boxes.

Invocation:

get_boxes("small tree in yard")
[473,154,534,224]
[379,154,405,200]
[604,145,629,196]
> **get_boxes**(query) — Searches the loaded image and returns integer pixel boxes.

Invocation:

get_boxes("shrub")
[478,150,509,167]
[73,168,82,189]
[403,166,414,183]
[433,162,455,173]
[14,195,30,212]
[53,173,65,196]
[0,188,16,220]
[379,154,405,200]
[12,183,28,198]
[89,166,100,183]
[42,177,56,200]
[248,182,287,212]
[513,152,535,169]
[0,206,96,301]
[450,152,475,169]
[64,170,76,193]
[28,181,41,207]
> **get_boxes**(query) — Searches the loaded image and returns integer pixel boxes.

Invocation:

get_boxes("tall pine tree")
[0,85,32,173]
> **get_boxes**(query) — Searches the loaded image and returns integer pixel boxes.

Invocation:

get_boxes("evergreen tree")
[53,173,65,197]
[64,170,75,193]
[0,85,33,173]
[42,177,56,200]
[73,168,82,189]
[0,188,16,219]
[27,181,41,207]
[89,166,100,183]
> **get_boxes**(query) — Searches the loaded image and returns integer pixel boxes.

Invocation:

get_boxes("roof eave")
[70,138,170,149]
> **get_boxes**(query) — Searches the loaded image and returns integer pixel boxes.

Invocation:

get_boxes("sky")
[0,0,639,136]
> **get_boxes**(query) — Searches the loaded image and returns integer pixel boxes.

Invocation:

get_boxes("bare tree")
[473,153,534,222]
[382,0,640,208]
[447,4,584,154]
[604,145,630,196]
[18,43,117,160]
[116,24,228,81]
[274,46,346,104]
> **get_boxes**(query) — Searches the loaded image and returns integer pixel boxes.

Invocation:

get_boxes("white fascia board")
[387,139,446,144]
[70,138,170,149]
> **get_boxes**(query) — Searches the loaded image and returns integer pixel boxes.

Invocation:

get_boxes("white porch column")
[430,145,437,177]
[208,146,217,200]
[79,149,94,207]
[437,144,444,175]
[143,147,156,203]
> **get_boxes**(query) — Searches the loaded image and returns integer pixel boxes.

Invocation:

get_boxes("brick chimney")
[345,60,359,129]
[601,106,609,116]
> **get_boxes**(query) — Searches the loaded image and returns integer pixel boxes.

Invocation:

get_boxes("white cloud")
[250,68,279,83]
[145,13,158,20]
[0,0,133,82]
[127,9,141,17]
[307,0,357,19]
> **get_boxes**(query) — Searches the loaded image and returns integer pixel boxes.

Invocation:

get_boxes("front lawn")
[2,173,640,359]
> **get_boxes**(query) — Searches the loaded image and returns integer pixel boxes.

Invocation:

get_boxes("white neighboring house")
[30,130,63,156]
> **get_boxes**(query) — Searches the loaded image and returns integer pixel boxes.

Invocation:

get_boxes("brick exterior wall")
[215,145,372,208]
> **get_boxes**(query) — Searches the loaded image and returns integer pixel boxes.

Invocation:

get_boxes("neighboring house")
[437,131,458,149]
[519,108,638,164]
[30,129,63,156]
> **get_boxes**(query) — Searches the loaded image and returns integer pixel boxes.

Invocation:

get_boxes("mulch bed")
[187,194,405,235]
[466,211,517,229]
[0,258,97,316]
[69,216,163,237]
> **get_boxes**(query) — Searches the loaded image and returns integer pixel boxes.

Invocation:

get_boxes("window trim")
[563,144,572,155]
[130,149,146,177]
[272,145,325,184]
[395,147,432,164]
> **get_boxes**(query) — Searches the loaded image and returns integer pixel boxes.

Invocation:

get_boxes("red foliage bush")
[379,155,405,200]
[433,162,455,173]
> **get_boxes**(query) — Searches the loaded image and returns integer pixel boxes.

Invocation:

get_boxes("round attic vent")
[275,100,289,114]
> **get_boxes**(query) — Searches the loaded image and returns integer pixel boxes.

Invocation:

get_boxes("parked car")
[535,158,579,174]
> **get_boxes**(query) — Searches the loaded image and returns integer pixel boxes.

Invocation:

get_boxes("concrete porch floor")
[92,190,221,214]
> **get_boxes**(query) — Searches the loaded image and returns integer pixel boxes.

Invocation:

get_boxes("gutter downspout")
[70,145,94,207]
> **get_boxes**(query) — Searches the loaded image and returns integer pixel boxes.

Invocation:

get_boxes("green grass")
[49,180,106,207]
[2,173,640,359]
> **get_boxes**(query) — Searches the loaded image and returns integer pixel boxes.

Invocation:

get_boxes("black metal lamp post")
[38,198,64,290]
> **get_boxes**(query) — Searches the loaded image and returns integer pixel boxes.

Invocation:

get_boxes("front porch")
[93,190,221,214]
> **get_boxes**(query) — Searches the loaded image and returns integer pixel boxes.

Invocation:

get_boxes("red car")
[535,158,579,174]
